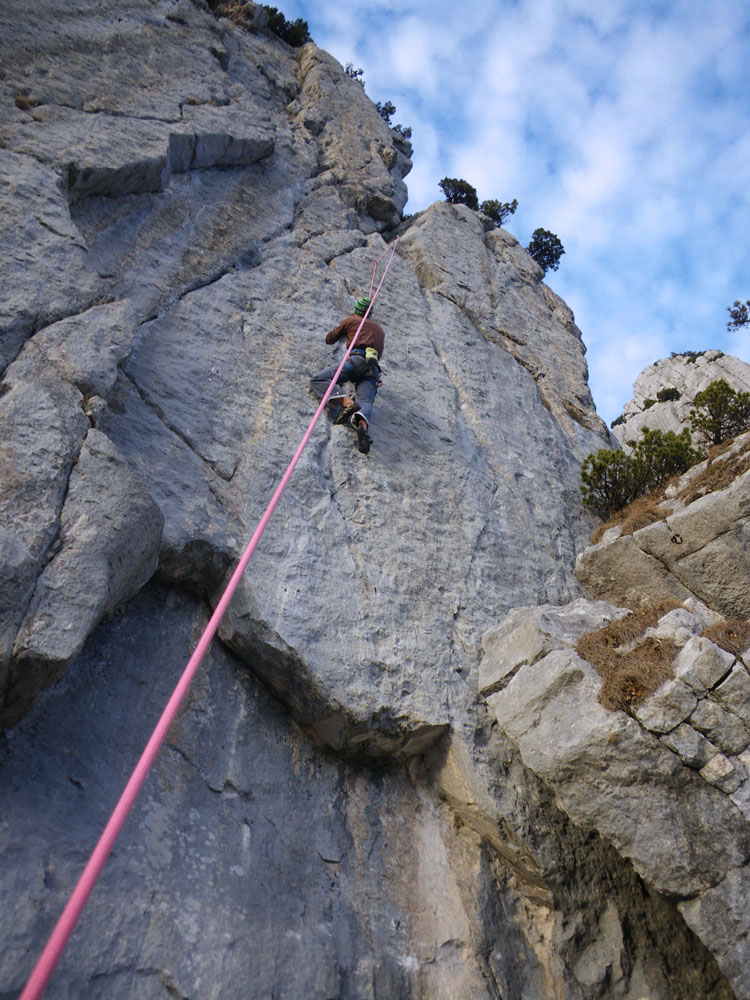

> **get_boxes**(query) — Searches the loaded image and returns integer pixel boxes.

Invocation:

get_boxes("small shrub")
[345,63,365,85]
[670,350,704,363]
[590,432,750,542]
[631,427,701,493]
[261,5,311,45]
[376,100,396,124]
[643,398,656,410]
[436,181,519,230]
[580,427,701,514]
[657,387,681,402]
[480,198,518,227]
[727,299,750,330]
[526,228,565,275]
[580,448,638,513]
[611,414,625,428]
[376,102,411,139]
[438,177,479,210]
[689,379,750,446]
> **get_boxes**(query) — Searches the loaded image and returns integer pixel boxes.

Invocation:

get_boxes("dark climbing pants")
[310,353,379,425]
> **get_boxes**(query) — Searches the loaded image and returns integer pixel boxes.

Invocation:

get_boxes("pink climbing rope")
[19,238,400,1000]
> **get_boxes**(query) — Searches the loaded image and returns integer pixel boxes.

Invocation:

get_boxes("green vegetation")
[376,101,412,139]
[438,177,480,210]
[436,180,564,268]
[580,427,700,514]
[341,68,412,139]
[207,2,311,45]
[727,299,750,330]
[643,398,655,410]
[689,379,750,446]
[376,101,396,123]
[582,379,750,515]
[438,180,509,220]
[611,414,625,428]
[437,179,523,236]
[670,350,705,363]
[261,5,311,45]
[479,198,517,227]
[345,63,365,85]
[526,228,565,275]
[657,387,681,402]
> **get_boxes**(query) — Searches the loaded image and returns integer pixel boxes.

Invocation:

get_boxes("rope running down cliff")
[19,237,400,1000]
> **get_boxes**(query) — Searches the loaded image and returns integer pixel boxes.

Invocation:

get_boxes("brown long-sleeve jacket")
[325,315,385,359]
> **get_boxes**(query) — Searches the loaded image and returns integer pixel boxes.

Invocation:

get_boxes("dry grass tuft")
[702,620,750,658]
[676,443,750,506]
[211,1,252,25]
[576,600,682,713]
[591,493,673,544]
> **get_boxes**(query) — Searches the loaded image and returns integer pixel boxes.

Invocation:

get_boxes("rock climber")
[309,297,385,455]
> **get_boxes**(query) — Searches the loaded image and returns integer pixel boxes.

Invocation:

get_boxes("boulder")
[479,597,627,696]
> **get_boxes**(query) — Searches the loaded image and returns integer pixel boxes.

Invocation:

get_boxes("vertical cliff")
[0,2,743,998]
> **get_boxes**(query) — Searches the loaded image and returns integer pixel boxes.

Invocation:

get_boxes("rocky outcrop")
[0,2,745,998]
[0,0,610,738]
[495,425,750,997]
[611,350,750,448]
[576,431,750,616]
[567,420,750,999]
[479,599,750,998]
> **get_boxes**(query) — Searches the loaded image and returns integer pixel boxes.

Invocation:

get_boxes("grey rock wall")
[0,1,742,998]
[2,586,732,1000]
[491,426,750,998]
[480,598,750,999]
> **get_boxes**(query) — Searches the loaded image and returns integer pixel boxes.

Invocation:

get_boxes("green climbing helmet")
[354,297,371,316]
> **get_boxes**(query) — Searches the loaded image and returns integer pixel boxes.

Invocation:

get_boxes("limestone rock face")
[611,350,750,448]
[0,3,742,999]
[575,431,750,617]
[560,429,750,997]
[480,600,750,999]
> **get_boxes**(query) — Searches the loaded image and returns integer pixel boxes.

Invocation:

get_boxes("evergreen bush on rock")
[689,378,750,446]
[580,427,701,514]
[526,228,565,274]
[479,198,517,227]
[261,5,311,45]
[727,298,750,330]
[438,176,479,210]
[657,387,681,402]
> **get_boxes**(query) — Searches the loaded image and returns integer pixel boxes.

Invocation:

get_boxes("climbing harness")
[19,238,399,1000]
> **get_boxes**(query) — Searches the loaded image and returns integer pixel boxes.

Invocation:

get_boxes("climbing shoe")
[356,420,371,454]
[334,402,360,425]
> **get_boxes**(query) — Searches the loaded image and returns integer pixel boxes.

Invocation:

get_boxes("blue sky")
[282,0,750,426]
